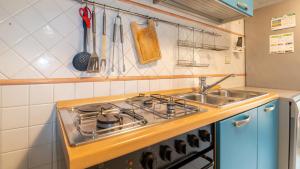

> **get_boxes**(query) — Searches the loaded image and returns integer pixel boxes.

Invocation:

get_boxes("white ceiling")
[254,0,284,9]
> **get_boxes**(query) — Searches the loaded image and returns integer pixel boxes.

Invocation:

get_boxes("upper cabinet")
[153,0,254,23]
[220,0,253,16]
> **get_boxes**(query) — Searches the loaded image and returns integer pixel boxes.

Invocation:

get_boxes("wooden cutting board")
[131,19,161,64]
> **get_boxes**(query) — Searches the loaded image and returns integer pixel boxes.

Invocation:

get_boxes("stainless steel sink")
[176,89,268,107]
[178,93,242,107]
[208,89,267,99]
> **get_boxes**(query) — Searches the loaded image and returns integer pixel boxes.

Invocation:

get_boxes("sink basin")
[208,89,268,99]
[176,89,268,107]
[177,93,242,107]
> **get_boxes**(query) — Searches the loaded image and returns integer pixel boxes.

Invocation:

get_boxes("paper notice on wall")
[271,13,296,31]
[269,32,294,54]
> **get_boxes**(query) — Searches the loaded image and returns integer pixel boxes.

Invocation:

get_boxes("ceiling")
[254,0,284,9]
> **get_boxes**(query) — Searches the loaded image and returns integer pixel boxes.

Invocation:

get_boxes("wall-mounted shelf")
[176,60,209,67]
[177,40,230,51]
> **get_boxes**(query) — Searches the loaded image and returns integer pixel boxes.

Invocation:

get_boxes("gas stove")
[58,93,207,146]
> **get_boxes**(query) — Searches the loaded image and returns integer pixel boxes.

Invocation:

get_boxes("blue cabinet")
[219,0,253,16]
[216,108,258,169]
[258,100,279,169]
[216,100,279,169]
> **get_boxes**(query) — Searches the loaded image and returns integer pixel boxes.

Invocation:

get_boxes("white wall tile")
[50,40,76,64]
[125,81,138,94]
[29,124,52,147]
[29,104,54,126]
[50,13,76,37]
[51,66,76,78]
[94,82,110,97]
[0,149,29,169]
[34,0,63,22]
[33,25,62,49]
[13,66,44,79]
[1,128,28,153]
[14,36,46,63]
[28,144,52,168]
[75,82,94,99]
[0,50,28,78]
[32,52,62,77]
[55,0,76,11]
[0,39,9,55]
[150,79,160,92]
[2,85,29,107]
[0,0,28,15]
[0,18,28,47]
[138,80,149,93]
[1,106,28,130]
[110,81,124,96]
[15,6,47,33]
[54,83,75,101]
[159,79,172,91]
[30,84,53,105]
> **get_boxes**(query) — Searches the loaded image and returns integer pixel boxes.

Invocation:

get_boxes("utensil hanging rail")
[81,0,220,36]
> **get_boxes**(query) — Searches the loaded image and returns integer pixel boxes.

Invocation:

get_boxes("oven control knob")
[160,145,172,161]
[175,140,186,154]
[199,130,211,142]
[141,152,155,169]
[187,134,200,147]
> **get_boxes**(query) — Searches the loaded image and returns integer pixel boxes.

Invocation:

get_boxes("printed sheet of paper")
[271,13,296,31]
[270,32,294,54]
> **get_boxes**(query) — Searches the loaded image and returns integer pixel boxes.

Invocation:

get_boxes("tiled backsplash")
[0,0,245,169]
[0,0,244,79]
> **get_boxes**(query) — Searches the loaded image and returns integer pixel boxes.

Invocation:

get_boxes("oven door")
[164,147,214,169]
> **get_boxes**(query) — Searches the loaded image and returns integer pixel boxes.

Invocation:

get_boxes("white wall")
[0,0,245,169]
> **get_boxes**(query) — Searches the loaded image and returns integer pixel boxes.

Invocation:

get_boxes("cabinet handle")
[264,105,275,112]
[237,1,248,11]
[233,115,251,128]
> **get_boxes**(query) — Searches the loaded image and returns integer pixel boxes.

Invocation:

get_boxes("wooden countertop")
[56,88,279,169]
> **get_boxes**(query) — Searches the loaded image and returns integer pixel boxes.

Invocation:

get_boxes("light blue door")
[219,0,253,16]
[217,108,258,169]
[258,100,279,169]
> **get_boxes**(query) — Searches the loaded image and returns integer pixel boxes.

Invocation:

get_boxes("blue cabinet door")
[258,100,279,169]
[219,0,253,16]
[216,108,257,169]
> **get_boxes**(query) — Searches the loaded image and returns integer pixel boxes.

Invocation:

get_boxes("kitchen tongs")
[111,13,125,73]
[100,7,107,72]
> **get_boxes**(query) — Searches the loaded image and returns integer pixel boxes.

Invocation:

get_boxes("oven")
[88,124,215,169]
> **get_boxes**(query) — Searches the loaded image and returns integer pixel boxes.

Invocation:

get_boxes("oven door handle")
[163,145,214,169]
[198,154,214,169]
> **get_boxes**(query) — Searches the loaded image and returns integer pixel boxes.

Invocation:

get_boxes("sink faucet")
[199,74,235,94]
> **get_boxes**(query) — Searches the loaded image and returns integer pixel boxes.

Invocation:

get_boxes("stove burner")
[143,99,153,107]
[76,103,113,113]
[97,114,122,129]
[77,104,102,112]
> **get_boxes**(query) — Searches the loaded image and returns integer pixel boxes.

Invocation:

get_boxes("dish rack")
[176,26,230,67]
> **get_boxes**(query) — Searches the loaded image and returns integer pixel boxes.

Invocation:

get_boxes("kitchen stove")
[88,124,215,169]
[58,93,207,146]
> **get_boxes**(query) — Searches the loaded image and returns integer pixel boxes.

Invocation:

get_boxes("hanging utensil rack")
[81,0,221,36]
[176,26,211,67]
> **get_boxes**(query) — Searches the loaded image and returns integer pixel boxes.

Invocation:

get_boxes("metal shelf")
[176,60,209,67]
[177,40,230,51]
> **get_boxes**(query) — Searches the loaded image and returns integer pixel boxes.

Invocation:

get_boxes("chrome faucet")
[199,74,235,94]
